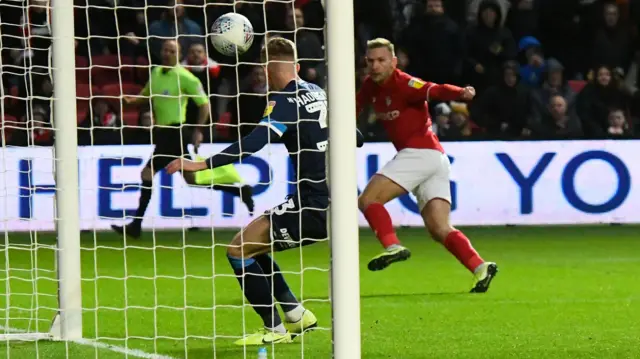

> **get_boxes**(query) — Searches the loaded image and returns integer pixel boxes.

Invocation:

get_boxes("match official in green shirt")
[112,39,253,239]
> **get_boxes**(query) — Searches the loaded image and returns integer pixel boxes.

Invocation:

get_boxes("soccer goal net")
[0,0,359,358]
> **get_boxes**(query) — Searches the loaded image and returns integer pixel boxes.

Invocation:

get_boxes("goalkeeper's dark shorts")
[267,192,329,252]
[147,125,190,173]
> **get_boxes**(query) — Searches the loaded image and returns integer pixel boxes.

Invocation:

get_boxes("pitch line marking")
[0,324,178,359]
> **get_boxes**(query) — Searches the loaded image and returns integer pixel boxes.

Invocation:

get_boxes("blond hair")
[366,38,395,56]
[261,37,297,62]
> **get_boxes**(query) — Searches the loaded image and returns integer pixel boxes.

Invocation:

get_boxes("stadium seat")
[101,83,142,97]
[2,114,20,142]
[122,110,139,127]
[76,85,100,119]
[0,114,24,141]
[215,112,232,139]
[568,80,587,93]
[75,56,89,68]
[90,55,135,87]
[101,83,142,111]
[76,56,90,85]
[77,109,87,124]
[136,56,151,84]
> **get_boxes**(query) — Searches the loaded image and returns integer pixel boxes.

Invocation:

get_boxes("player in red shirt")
[357,38,498,293]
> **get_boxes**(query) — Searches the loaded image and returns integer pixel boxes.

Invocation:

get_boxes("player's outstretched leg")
[227,217,293,346]
[111,166,155,239]
[254,254,317,336]
[359,174,412,271]
[422,199,498,293]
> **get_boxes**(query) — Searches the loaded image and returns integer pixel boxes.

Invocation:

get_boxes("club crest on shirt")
[263,101,276,117]
[408,78,425,89]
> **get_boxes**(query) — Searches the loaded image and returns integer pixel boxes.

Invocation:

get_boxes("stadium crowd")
[1,0,639,147]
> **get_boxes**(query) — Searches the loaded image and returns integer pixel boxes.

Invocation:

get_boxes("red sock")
[443,230,484,273]
[363,203,400,249]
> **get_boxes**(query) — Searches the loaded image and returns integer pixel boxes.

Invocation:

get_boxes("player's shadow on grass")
[359,291,468,299]
[172,345,302,358]
[227,292,467,306]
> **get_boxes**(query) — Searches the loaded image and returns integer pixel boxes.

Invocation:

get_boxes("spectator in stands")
[118,8,149,59]
[537,0,592,79]
[78,98,121,145]
[591,2,633,72]
[432,103,452,137]
[400,0,465,85]
[577,65,630,138]
[464,0,517,92]
[506,0,539,42]
[28,105,53,146]
[354,0,396,51]
[20,0,51,76]
[607,107,633,137]
[529,94,582,139]
[182,43,221,132]
[624,43,640,125]
[466,0,510,27]
[148,0,203,63]
[228,66,268,140]
[471,61,532,138]
[438,101,483,140]
[284,7,325,87]
[531,58,577,124]
[518,36,546,87]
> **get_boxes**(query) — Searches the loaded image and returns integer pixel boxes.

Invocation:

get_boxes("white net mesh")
[0,0,331,357]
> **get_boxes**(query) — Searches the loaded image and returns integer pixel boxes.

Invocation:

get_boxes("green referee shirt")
[142,66,209,126]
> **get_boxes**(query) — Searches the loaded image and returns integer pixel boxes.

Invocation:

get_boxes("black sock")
[213,184,241,196]
[227,254,282,329]
[132,180,152,228]
[254,254,300,313]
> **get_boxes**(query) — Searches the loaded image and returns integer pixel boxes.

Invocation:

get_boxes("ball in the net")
[210,13,254,56]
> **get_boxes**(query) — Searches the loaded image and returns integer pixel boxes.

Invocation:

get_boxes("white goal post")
[0,0,83,343]
[1,0,361,357]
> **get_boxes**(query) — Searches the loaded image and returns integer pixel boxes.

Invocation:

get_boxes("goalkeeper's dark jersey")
[259,79,328,195]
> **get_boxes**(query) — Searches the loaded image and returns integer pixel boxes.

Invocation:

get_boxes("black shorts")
[267,193,329,252]
[147,126,189,172]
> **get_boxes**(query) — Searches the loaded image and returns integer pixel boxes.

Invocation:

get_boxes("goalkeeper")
[113,39,254,239]
[167,37,364,346]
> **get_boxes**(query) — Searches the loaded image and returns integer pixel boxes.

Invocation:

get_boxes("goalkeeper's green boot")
[367,245,411,271]
[284,310,318,337]
[233,328,292,346]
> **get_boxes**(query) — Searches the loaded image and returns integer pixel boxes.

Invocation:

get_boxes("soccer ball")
[210,13,254,56]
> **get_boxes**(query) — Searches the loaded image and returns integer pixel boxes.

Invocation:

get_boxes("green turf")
[1,226,640,359]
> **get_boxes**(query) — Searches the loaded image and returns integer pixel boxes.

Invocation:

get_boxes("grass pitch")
[1,226,640,359]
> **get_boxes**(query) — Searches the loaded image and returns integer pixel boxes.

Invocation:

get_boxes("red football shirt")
[357,69,464,152]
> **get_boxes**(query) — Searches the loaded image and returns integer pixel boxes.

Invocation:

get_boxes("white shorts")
[378,148,451,210]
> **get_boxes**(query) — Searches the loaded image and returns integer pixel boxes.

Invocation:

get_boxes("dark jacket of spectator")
[228,67,268,140]
[591,2,633,71]
[529,94,583,139]
[577,66,629,138]
[464,0,517,91]
[506,0,539,42]
[471,61,531,137]
[537,0,590,78]
[400,2,465,84]
[284,7,326,87]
